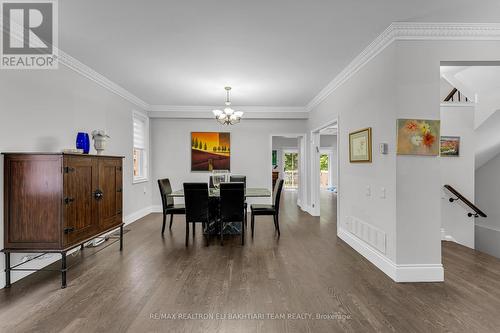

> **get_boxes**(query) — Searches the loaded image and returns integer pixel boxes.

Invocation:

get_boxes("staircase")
[441,66,500,169]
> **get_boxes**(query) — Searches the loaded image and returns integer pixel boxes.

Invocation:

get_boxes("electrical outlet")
[380,187,386,199]
[366,186,371,197]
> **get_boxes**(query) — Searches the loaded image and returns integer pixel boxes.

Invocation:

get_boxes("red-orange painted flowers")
[405,121,418,131]
[423,132,435,147]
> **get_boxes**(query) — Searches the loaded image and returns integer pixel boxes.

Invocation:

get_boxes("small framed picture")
[440,136,460,157]
[349,127,372,163]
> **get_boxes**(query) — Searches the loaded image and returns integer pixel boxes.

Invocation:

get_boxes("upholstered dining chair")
[158,178,185,234]
[229,175,246,185]
[183,183,210,247]
[250,179,284,237]
[220,182,245,246]
[230,175,247,224]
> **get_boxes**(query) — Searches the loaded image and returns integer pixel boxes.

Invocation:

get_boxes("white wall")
[0,66,152,287]
[308,43,398,264]
[476,153,500,258]
[440,105,475,248]
[272,137,298,150]
[151,119,306,207]
[306,39,500,282]
[393,40,500,272]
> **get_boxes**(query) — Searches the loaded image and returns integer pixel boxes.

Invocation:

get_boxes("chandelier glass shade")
[212,87,243,125]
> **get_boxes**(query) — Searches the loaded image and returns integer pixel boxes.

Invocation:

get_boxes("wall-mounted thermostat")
[379,143,388,154]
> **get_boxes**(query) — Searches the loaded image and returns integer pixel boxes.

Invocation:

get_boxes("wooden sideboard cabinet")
[272,171,280,190]
[2,153,125,288]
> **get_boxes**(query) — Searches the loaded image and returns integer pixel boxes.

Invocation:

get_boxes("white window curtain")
[133,112,148,182]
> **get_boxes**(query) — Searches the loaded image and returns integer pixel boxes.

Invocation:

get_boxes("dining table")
[167,187,271,235]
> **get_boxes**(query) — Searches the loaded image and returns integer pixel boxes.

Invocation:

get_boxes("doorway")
[310,120,338,219]
[440,62,500,258]
[320,153,329,189]
[270,134,307,209]
[319,150,335,192]
[284,151,299,189]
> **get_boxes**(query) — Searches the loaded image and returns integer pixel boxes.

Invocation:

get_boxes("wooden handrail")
[444,87,469,102]
[444,88,458,102]
[444,185,487,218]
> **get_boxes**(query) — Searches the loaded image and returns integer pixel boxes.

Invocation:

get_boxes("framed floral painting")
[349,127,372,163]
[397,119,440,156]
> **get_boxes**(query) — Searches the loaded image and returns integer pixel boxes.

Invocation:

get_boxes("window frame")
[132,110,149,184]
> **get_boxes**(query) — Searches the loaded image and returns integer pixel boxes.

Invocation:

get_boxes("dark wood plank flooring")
[1,190,500,332]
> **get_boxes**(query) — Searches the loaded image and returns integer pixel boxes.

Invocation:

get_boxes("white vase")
[94,137,107,154]
[91,130,110,155]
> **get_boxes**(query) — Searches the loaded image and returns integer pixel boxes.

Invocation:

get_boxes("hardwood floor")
[2,190,500,332]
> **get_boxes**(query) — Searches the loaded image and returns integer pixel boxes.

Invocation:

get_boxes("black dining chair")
[230,175,247,224]
[220,182,245,246]
[183,183,210,247]
[158,179,186,234]
[250,179,284,237]
[229,175,246,184]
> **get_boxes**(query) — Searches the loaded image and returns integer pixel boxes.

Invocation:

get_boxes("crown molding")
[148,105,308,119]
[58,51,151,110]
[0,22,149,109]
[149,105,306,113]
[306,22,500,112]
[13,21,499,115]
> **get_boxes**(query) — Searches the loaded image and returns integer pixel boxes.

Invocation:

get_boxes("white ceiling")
[60,0,500,107]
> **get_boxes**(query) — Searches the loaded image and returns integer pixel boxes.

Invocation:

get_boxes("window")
[133,111,149,183]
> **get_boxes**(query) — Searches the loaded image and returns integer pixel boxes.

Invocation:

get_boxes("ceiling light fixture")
[212,87,243,125]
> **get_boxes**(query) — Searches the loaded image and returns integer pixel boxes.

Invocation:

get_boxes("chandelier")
[212,87,243,125]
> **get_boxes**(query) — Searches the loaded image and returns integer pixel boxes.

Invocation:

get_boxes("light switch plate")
[379,143,388,154]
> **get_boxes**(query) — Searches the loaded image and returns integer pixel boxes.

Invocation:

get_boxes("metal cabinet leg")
[5,252,11,288]
[120,225,124,251]
[61,252,67,289]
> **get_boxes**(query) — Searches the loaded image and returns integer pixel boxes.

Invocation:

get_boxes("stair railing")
[443,184,486,218]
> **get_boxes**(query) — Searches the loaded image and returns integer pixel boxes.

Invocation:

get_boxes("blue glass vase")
[76,132,90,154]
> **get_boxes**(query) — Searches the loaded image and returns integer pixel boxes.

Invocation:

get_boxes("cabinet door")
[97,158,123,230]
[5,154,63,249]
[63,156,99,246]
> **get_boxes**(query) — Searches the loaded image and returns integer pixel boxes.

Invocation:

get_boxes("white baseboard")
[395,263,444,282]
[309,207,320,216]
[151,205,162,213]
[298,202,319,217]
[123,205,155,225]
[440,228,457,243]
[297,200,309,213]
[338,227,443,282]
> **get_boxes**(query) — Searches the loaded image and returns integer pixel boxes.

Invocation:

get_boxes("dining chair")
[158,179,186,234]
[220,182,245,246]
[250,179,284,237]
[229,175,246,185]
[183,183,210,247]
[230,175,247,224]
